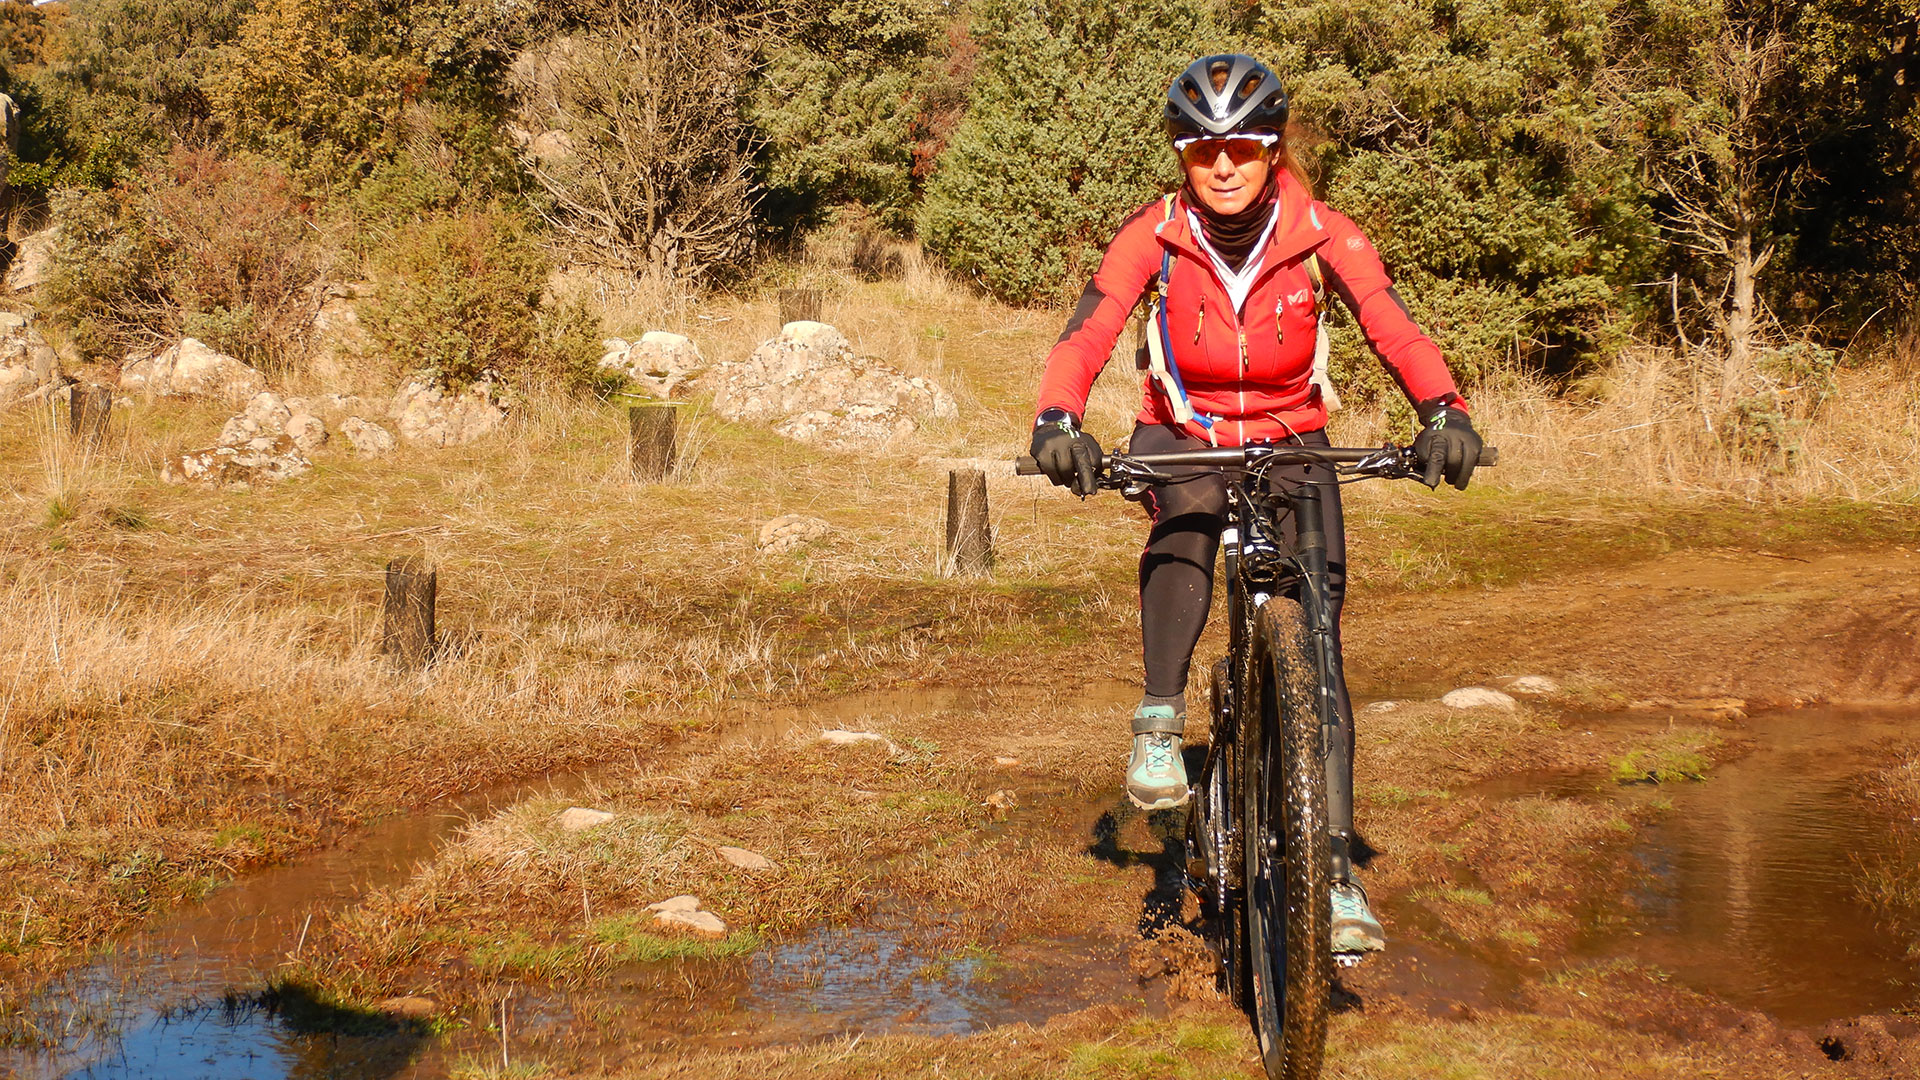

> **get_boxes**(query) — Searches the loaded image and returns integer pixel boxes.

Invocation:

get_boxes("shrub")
[361,209,550,388]
[203,0,420,190]
[747,0,946,230]
[916,0,1223,305]
[43,149,323,368]
[511,0,757,285]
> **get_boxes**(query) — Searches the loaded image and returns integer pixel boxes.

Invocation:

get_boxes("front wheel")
[1242,599,1331,1080]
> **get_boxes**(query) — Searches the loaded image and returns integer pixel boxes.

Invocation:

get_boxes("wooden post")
[382,557,436,670]
[67,385,112,448]
[778,288,822,325]
[946,469,993,575]
[628,404,678,482]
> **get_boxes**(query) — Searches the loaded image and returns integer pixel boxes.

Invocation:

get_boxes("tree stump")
[68,385,112,448]
[382,557,437,670]
[778,288,822,325]
[946,469,993,575]
[628,404,678,482]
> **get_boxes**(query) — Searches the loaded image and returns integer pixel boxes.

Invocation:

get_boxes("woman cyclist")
[1027,54,1482,958]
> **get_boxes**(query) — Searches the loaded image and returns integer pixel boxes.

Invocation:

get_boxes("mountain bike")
[1018,438,1495,1080]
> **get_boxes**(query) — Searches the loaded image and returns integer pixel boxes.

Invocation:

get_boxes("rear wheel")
[1243,599,1331,1080]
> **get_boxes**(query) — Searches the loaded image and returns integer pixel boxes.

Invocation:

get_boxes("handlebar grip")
[1478,446,1499,468]
[1015,455,1041,476]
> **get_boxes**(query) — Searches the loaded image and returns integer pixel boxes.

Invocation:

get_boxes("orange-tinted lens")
[1178,137,1273,168]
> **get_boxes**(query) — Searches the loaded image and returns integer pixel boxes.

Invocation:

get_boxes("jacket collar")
[1155,172,1330,268]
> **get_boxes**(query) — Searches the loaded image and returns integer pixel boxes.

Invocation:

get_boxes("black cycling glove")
[1030,408,1102,497]
[1412,403,1481,491]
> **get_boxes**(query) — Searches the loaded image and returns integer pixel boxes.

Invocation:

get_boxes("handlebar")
[1013,443,1498,478]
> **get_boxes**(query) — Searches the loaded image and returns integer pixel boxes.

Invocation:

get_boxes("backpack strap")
[1302,250,1340,411]
[1142,195,1217,441]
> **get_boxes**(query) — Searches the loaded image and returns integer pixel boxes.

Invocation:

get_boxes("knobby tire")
[1242,598,1331,1080]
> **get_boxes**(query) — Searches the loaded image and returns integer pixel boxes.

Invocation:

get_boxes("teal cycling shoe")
[1331,874,1386,956]
[1125,705,1190,810]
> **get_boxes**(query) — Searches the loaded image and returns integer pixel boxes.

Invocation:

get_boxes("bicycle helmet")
[1165,55,1289,141]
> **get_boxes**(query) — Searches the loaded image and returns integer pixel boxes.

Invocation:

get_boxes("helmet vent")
[1209,61,1231,94]
[1183,80,1202,104]
[1239,74,1263,100]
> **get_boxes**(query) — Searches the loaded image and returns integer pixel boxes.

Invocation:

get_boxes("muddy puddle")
[1591,705,1920,1024]
[6,694,1916,1078]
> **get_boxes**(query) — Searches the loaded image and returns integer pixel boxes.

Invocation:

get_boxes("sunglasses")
[1175,133,1280,168]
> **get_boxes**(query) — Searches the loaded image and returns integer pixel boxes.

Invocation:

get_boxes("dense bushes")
[916,0,1219,306]
[44,150,323,369]
[5,0,1916,402]
[361,210,549,387]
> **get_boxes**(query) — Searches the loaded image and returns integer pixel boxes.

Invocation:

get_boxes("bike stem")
[1289,481,1356,884]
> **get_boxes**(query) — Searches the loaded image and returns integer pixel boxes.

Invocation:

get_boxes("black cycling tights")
[1131,422,1359,854]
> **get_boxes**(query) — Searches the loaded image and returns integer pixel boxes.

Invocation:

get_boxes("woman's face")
[1181,136,1273,216]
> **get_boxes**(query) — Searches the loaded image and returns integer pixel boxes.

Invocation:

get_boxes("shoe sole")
[1126,788,1192,811]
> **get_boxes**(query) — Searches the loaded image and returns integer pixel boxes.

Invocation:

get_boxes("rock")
[0,312,59,403]
[645,895,701,914]
[703,321,957,450]
[211,392,328,464]
[1360,700,1402,714]
[993,755,1020,767]
[375,996,439,1020]
[756,514,829,555]
[600,331,705,398]
[653,907,728,939]
[1440,687,1519,711]
[716,846,777,872]
[309,289,372,382]
[1506,676,1561,696]
[162,440,312,489]
[819,729,899,754]
[984,789,1018,810]
[120,338,267,405]
[389,378,508,447]
[6,225,56,293]
[342,416,397,456]
[557,807,615,831]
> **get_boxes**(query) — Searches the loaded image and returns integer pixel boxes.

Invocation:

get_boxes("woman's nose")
[1211,151,1237,174]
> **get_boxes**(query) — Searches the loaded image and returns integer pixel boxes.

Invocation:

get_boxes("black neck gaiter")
[1185,173,1279,273]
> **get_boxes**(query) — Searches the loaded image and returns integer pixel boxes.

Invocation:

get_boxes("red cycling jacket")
[1034,172,1465,446]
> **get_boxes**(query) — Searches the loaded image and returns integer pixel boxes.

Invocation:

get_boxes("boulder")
[162,439,311,489]
[164,392,327,488]
[646,895,727,939]
[557,807,615,832]
[703,321,956,450]
[0,312,59,403]
[120,338,267,405]
[389,378,508,447]
[6,225,56,293]
[653,907,727,938]
[600,331,704,398]
[1505,675,1562,697]
[309,285,372,382]
[756,514,829,555]
[219,392,329,455]
[716,846,777,872]
[341,416,397,456]
[819,729,900,754]
[1440,687,1519,711]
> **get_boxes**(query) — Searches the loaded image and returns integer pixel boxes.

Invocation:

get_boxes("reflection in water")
[1602,707,1920,1024]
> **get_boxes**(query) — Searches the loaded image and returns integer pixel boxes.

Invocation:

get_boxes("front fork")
[1289,485,1356,884]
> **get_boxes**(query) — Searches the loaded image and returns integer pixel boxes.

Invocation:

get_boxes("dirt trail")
[1350,546,1920,706]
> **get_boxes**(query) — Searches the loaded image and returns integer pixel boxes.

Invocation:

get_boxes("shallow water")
[6,698,1916,1078]
[1594,706,1920,1024]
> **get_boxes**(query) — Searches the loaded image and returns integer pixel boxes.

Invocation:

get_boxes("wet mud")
[6,693,1918,1078]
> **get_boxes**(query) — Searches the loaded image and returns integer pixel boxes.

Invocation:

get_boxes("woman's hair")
[1275,138,1314,197]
